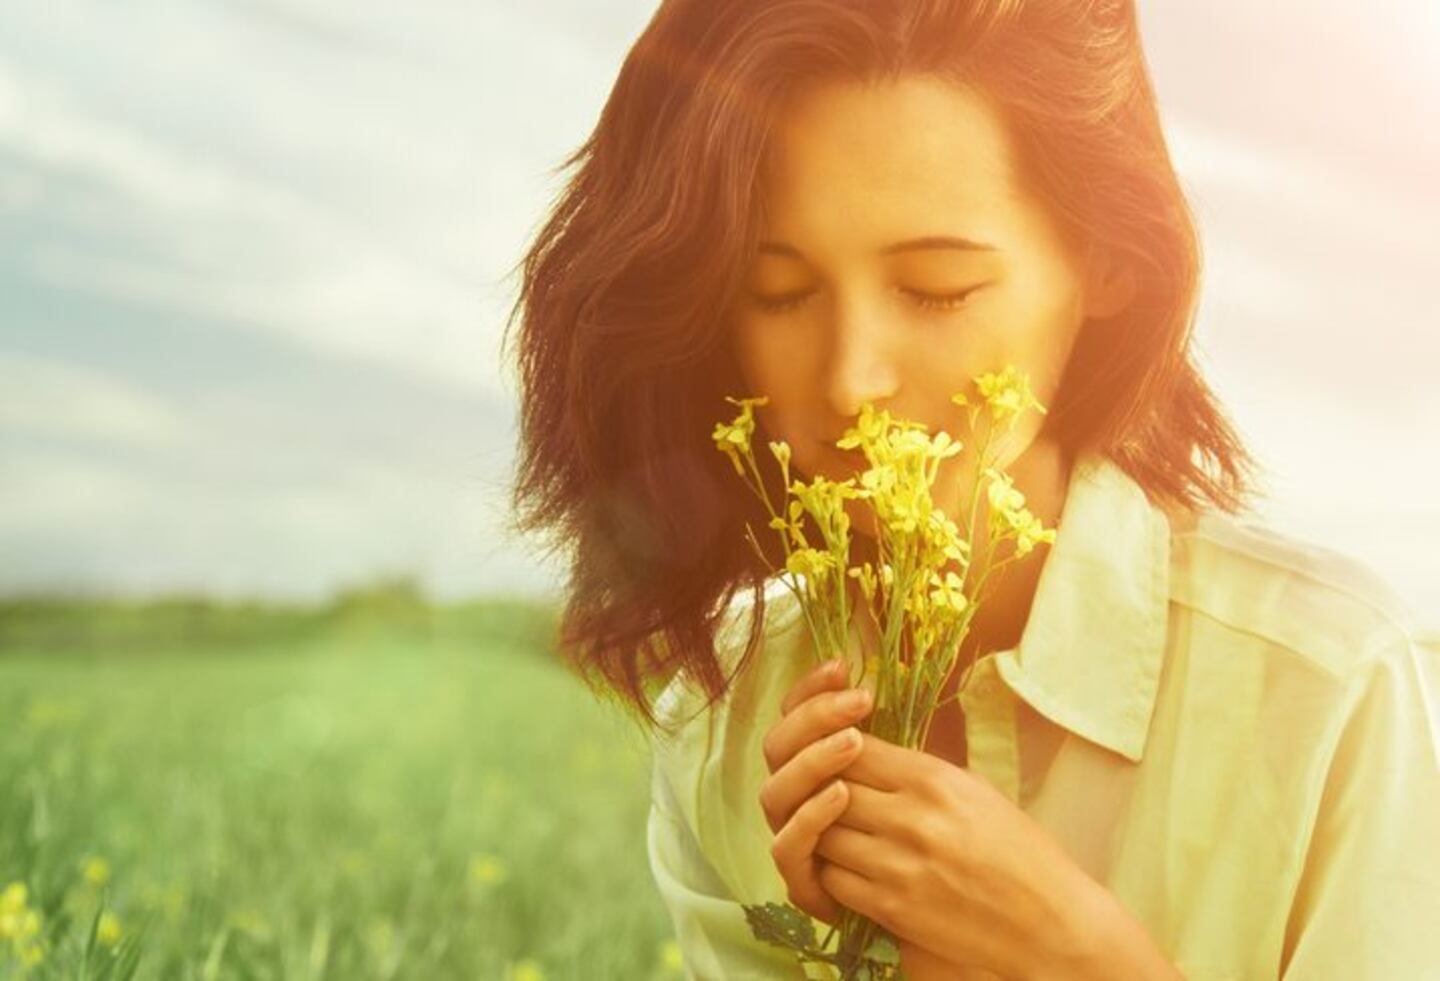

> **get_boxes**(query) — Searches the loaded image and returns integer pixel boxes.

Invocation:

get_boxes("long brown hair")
[499,0,1261,737]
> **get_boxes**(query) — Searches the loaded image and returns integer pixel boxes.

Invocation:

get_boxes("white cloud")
[0,352,192,447]
[0,62,502,396]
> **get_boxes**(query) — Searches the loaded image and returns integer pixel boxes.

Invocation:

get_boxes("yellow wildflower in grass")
[505,958,546,981]
[468,853,507,886]
[1,880,46,970]
[96,910,122,948]
[81,856,111,888]
[1,881,28,917]
[658,937,684,973]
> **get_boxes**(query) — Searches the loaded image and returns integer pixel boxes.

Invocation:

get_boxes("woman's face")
[731,74,1129,531]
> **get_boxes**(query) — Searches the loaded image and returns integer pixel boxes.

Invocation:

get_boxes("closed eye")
[900,287,982,312]
[748,286,984,315]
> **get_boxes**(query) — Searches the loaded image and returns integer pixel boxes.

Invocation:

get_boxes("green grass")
[0,628,679,980]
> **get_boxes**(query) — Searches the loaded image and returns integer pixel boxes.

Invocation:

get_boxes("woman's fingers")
[762,685,873,774]
[770,778,850,925]
[759,722,864,833]
[759,658,876,921]
[779,658,849,715]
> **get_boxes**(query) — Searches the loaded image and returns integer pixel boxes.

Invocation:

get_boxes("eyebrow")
[757,235,998,259]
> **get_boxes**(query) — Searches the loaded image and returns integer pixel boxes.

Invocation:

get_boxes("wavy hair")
[500,0,1261,736]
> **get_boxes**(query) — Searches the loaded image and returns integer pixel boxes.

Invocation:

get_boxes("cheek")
[729,318,815,449]
[730,315,824,401]
[968,279,1083,387]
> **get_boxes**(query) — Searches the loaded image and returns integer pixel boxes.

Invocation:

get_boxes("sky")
[0,2,1436,625]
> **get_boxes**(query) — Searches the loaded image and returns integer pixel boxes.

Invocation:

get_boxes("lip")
[814,440,867,469]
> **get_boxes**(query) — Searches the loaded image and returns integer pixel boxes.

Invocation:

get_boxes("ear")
[1081,245,1138,320]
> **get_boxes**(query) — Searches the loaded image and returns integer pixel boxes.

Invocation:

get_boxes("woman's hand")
[816,733,1107,980]
[758,657,874,925]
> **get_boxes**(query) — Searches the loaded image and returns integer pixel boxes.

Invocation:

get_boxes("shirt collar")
[987,450,1172,763]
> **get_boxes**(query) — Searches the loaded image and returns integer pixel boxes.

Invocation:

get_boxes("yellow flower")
[506,959,546,981]
[18,941,44,967]
[927,570,969,615]
[785,548,839,592]
[768,498,811,550]
[834,401,895,452]
[847,562,878,604]
[928,430,963,461]
[1012,512,1058,556]
[469,853,507,886]
[923,510,971,568]
[985,468,1027,516]
[788,475,865,552]
[659,937,684,973]
[96,911,122,948]
[1,883,45,970]
[983,468,1056,555]
[1,882,28,915]
[975,365,1046,429]
[711,396,769,476]
[768,439,792,485]
[82,856,111,888]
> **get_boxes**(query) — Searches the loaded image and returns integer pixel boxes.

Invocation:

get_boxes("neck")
[844,437,1074,689]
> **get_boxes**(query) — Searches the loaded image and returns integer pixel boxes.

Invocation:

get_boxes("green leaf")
[741,901,819,953]
[862,932,901,966]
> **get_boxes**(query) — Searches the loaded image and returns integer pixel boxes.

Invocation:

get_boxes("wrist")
[1024,874,1179,981]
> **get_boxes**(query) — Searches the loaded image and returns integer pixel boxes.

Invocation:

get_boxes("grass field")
[0,612,681,980]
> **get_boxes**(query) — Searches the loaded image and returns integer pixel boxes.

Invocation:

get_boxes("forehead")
[757,74,1022,239]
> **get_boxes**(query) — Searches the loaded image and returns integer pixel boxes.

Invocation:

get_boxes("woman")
[503,1,1439,978]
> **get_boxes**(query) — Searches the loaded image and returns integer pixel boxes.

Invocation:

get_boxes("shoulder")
[650,575,812,842]
[1166,506,1421,685]
[652,575,809,732]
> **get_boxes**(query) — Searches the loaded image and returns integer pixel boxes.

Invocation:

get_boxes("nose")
[825,302,900,419]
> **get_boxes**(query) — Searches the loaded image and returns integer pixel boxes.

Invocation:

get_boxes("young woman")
[503,1,1439,977]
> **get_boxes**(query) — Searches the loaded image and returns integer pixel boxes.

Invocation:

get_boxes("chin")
[811,441,867,474]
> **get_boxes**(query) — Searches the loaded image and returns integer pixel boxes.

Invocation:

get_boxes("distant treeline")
[0,575,561,655]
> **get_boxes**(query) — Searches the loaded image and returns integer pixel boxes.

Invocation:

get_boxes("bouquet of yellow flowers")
[710,365,1056,980]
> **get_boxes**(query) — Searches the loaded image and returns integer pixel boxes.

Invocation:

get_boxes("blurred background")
[0,1,1436,978]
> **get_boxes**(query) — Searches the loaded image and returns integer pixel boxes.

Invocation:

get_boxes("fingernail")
[841,688,870,710]
[830,727,859,750]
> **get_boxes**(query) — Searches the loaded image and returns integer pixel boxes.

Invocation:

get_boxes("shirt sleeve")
[646,754,814,981]
[1279,634,1440,978]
